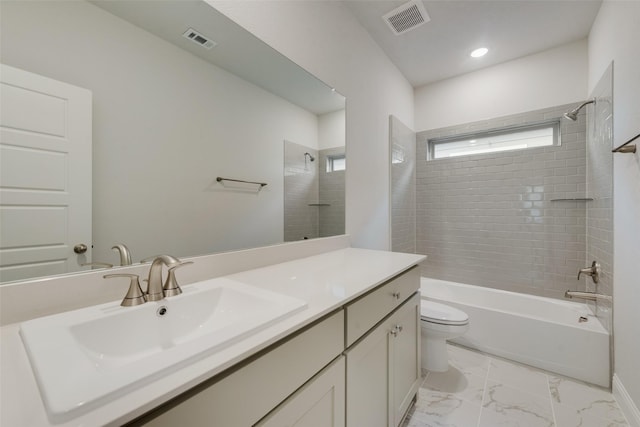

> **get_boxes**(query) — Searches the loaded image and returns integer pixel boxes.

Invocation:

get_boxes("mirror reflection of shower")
[304,152,315,169]
[563,99,595,121]
[284,140,345,242]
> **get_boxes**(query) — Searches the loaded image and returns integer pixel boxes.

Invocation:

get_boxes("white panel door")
[0,64,92,282]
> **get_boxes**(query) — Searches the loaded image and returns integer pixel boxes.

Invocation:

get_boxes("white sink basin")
[19,278,307,422]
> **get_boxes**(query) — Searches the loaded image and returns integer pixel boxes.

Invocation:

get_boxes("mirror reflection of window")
[327,154,346,172]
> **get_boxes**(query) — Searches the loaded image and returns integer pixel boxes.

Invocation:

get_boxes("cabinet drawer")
[345,266,418,347]
[137,310,344,427]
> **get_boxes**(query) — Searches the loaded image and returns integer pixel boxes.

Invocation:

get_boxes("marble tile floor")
[402,344,629,427]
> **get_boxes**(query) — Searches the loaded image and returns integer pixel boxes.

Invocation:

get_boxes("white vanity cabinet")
[129,266,421,427]
[135,311,344,426]
[345,268,421,427]
[0,243,427,427]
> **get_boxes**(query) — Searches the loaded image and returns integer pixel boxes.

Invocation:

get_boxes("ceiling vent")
[382,0,430,35]
[182,28,216,49]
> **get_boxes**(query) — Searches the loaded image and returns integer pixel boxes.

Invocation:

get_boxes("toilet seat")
[421,300,469,326]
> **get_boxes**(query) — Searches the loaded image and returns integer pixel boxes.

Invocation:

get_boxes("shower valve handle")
[577,261,600,284]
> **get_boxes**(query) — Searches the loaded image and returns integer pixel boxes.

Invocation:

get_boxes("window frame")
[427,119,561,161]
[326,154,346,172]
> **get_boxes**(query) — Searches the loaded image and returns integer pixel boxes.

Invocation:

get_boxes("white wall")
[588,0,640,417]
[1,1,318,264]
[318,110,346,150]
[414,39,588,131]
[210,0,415,250]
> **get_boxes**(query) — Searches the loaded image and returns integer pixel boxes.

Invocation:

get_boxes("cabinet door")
[345,318,391,427]
[389,294,421,427]
[345,293,420,427]
[256,356,345,427]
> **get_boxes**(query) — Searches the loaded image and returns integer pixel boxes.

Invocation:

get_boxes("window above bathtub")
[427,120,560,160]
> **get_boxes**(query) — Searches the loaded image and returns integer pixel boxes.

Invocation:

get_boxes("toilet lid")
[421,300,469,325]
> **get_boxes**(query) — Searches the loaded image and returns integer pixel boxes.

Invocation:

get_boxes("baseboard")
[613,374,640,427]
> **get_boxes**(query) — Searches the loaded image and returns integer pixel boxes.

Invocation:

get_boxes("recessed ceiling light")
[470,47,488,58]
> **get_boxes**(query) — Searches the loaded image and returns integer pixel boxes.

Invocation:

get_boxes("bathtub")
[421,277,610,387]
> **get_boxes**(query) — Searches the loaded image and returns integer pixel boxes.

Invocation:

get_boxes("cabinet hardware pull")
[392,292,401,299]
[390,325,403,337]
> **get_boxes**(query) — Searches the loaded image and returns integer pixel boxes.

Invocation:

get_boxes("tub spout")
[564,290,612,302]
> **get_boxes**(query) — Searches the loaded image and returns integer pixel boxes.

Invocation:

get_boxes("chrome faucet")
[141,255,192,301]
[145,255,181,301]
[81,243,132,270]
[103,256,192,306]
[111,243,133,266]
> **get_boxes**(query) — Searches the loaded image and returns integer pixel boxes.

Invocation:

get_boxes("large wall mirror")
[0,0,346,284]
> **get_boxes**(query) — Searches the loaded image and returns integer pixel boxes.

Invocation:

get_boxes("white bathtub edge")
[613,374,640,427]
[421,277,610,387]
[452,336,610,388]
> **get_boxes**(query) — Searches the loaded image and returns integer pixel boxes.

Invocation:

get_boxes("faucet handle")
[164,261,194,297]
[577,261,600,283]
[104,274,146,306]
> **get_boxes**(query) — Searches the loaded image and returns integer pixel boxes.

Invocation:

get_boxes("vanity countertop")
[0,247,425,427]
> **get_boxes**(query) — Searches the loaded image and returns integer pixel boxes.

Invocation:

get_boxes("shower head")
[304,152,315,162]
[563,99,595,121]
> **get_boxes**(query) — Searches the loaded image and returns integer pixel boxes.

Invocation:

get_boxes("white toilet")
[420,300,470,372]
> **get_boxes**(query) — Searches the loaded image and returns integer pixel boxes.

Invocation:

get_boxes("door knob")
[74,243,88,254]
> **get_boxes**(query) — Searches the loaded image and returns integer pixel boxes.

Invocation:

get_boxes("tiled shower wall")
[391,115,417,253]
[284,141,345,241]
[586,64,614,332]
[416,104,588,299]
[318,147,346,238]
[284,141,319,241]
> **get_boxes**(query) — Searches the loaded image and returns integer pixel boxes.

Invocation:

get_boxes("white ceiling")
[344,0,602,88]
